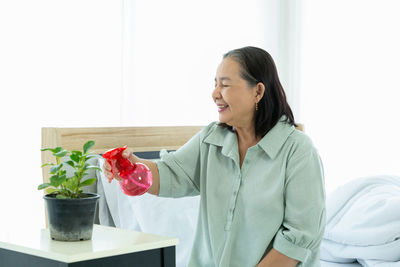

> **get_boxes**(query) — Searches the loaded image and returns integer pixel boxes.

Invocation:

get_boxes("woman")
[104,46,326,267]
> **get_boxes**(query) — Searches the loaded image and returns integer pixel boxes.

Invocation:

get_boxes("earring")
[255,102,258,111]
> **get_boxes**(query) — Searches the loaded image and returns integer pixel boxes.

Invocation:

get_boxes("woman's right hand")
[102,146,159,195]
[103,160,120,183]
[103,146,137,183]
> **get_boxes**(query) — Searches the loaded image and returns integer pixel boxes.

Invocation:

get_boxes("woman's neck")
[235,125,260,168]
[235,125,260,147]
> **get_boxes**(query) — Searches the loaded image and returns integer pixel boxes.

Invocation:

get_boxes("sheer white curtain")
[120,0,302,126]
[0,0,122,231]
[300,0,400,194]
[0,0,302,232]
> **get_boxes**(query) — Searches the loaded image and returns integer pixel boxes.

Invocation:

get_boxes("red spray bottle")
[102,146,153,196]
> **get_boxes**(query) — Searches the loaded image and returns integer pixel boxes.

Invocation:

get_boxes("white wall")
[300,0,400,194]
[0,0,122,231]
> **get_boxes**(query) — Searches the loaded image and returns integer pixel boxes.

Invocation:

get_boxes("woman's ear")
[255,82,265,102]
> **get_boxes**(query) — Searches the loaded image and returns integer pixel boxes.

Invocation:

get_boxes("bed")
[41,125,399,267]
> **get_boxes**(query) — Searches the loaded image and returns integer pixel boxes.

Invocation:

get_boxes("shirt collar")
[203,116,295,160]
[257,116,295,159]
[203,124,239,163]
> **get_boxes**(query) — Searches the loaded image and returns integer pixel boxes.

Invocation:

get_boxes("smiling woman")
[105,46,326,267]
[214,58,261,130]
[214,47,297,139]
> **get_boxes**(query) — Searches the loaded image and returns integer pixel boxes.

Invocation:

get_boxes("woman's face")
[212,57,260,128]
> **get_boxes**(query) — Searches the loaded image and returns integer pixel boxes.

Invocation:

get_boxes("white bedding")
[96,159,400,267]
[320,175,400,267]
[97,158,200,267]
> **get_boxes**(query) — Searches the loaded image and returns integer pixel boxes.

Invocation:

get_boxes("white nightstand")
[0,224,179,267]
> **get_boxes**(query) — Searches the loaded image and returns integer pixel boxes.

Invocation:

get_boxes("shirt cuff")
[273,231,312,263]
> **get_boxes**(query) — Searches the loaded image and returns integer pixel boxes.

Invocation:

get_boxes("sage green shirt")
[156,117,326,267]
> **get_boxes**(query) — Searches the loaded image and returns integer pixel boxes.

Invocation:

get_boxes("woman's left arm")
[266,147,326,265]
[256,248,298,267]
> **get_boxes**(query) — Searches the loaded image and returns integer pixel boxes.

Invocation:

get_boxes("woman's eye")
[214,83,229,88]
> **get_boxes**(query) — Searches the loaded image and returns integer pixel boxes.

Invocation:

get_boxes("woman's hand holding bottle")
[102,146,153,196]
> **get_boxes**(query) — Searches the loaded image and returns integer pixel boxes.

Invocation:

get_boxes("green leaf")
[70,153,80,163]
[41,163,55,168]
[83,140,95,154]
[41,147,62,153]
[50,164,63,174]
[50,174,66,188]
[64,160,75,168]
[64,177,78,192]
[41,148,55,152]
[82,162,90,170]
[38,183,51,190]
[80,178,96,187]
[71,150,82,156]
[84,154,97,160]
[54,150,69,158]
[45,188,58,194]
[85,166,102,172]
[73,171,81,178]
[56,194,68,199]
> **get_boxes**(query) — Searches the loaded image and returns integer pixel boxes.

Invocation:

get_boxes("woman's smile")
[217,104,229,112]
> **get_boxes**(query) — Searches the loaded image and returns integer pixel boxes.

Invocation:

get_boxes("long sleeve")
[156,128,204,198]
[273,148,326,264]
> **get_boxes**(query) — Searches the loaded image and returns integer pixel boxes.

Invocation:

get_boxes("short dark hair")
[219,46,297,137]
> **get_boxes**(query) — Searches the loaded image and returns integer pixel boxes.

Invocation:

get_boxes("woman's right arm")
[102,148,160,196]
[103,124,211,198]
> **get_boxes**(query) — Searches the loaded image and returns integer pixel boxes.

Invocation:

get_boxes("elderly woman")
[104,46,326,267]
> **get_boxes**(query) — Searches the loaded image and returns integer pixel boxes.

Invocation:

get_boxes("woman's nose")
[212,85,221,100]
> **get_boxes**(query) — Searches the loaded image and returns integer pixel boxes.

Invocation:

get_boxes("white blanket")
[320,175,400,267]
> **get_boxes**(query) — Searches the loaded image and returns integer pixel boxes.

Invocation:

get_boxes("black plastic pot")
[44,193,100,241]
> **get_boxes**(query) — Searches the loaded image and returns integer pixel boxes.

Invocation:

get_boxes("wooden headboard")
[41,124,303,184]
[41,126,204,184]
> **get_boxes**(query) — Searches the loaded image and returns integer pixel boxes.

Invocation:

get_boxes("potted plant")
[38,140,102,241]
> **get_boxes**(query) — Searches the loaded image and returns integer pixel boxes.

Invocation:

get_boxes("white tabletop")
[0,224,179,263]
